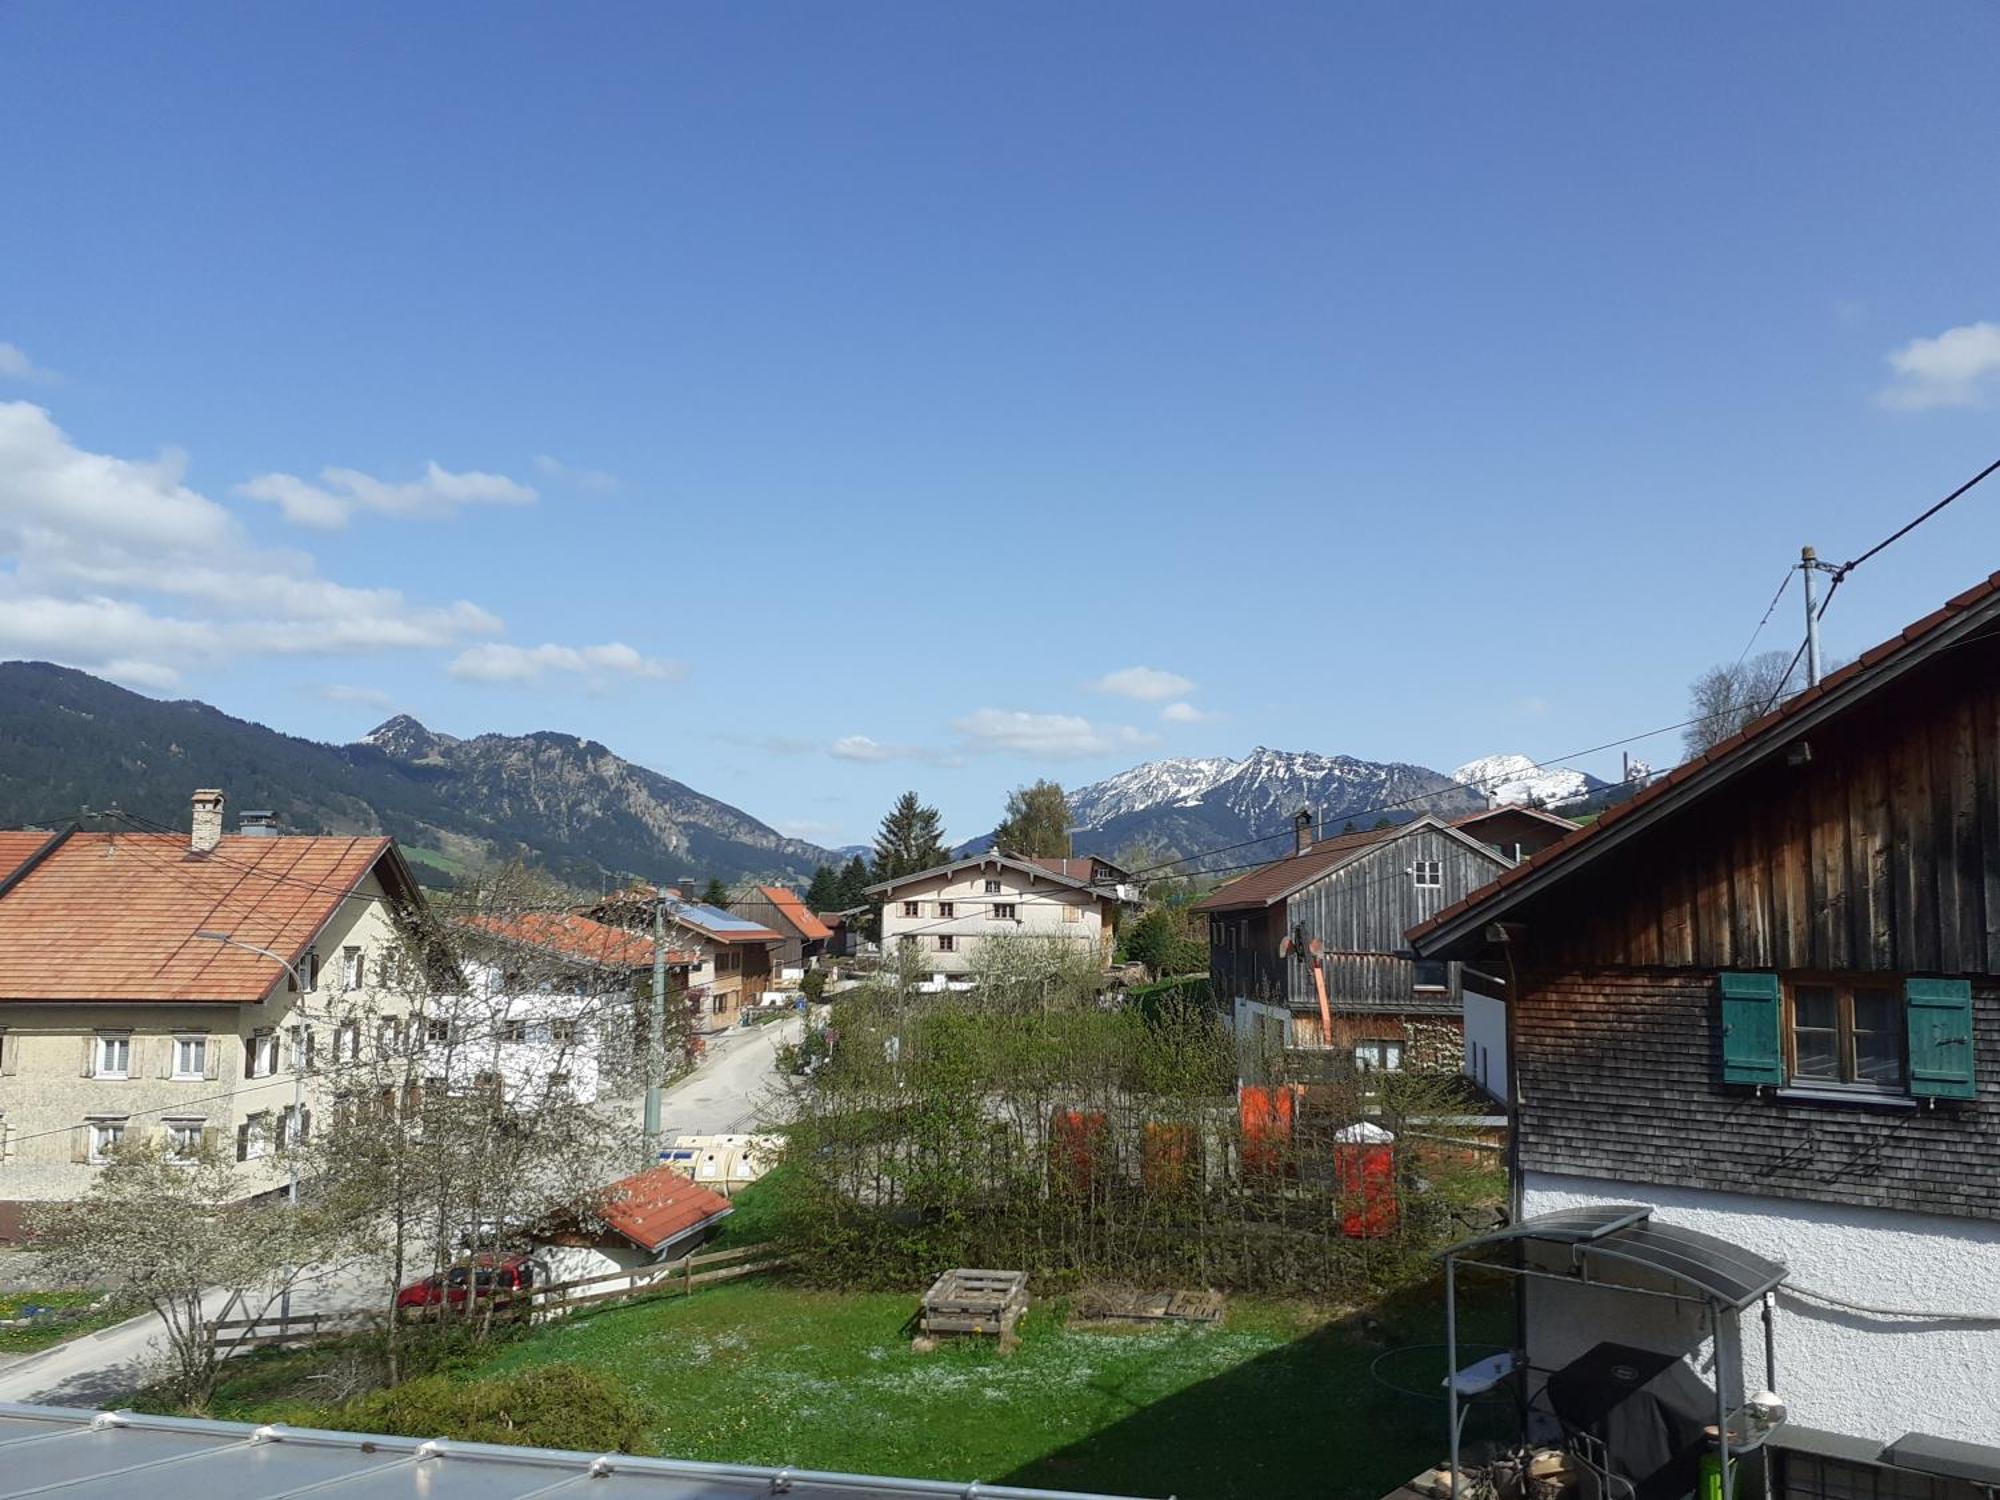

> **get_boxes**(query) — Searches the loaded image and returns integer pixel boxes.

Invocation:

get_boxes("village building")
[1194,812,1512,1079]
[1448,803,1580,863]
[867,854,1134,978]
[728,885,831,975]
[1411,569,2000,1485]
[0,792,426,1240]
[584,888,783,1033]
[533,1163,735,1283]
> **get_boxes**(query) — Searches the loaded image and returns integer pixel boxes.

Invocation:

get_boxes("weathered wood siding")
[1208,909,1288,1003]
[1521,653,2000,977]
[1514,968,2000,1221]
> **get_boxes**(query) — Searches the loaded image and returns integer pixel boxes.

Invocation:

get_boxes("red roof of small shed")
[599,1166,734,1253]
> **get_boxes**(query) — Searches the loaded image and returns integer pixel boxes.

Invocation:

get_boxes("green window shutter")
[1905,978,1976,1101]
[1719,972,1783,1086]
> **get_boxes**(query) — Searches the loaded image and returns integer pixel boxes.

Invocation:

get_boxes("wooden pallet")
[920,1268,1029,1336]
[1072,1287,1224,1325]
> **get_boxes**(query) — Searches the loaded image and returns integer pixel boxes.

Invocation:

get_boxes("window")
[992,903,1017,921]
[163,1120,204,1160]
[94,1033,131,1079]
[1412,861,1443,890]
[172,1035,207,1080]
[711,993,727,1015]
[87,1119,126,1162]
[903,901,922,918]
[937,901,954,919]
[1352,1040,1405,1073]
[244,1031,279,1079]
[983,880,1003,895]
[548,1071,572,1095]
[377,1017,403,1058]
[238,1112,271,1161]
[500,1019,528,1045]
[424,1018,453,1047]
[342,946,364,991]
[1412,959,1449,992]
[550,1019,577,1045]
[301,949,318,992]
[287,1024,314,1072]
[334,1020,360,1063]
[1789,977,1905,1090]
[937,934,956,953]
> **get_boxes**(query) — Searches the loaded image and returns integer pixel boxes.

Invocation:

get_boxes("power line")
[1733,568,1794,669]
[1828,454,2000,584]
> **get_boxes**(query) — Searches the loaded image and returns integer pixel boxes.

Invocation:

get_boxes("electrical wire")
[1827,454,2000,585]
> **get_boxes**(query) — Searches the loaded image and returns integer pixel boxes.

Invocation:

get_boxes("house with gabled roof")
[0,790,427,1239]
[866,853,1136,978]
[728,885,832,973]
[583,888,783,1032]
[1193,811,1512,1079]
[1410,569,2000,1484]
[1450,803,1580,863]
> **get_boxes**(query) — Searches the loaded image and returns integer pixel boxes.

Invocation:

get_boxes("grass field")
[0,1291,127,1354]
[197,1270,1509,1500]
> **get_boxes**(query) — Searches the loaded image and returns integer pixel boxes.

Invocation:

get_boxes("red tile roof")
[0,832,402,1003]
[1448,805,1581,834]
[1191,825,1401,912]
[752,886,832,942]
[461,911,694,969]
[1409,567,2000,949]
[0,830,61,888]
[599,1166,734,1253]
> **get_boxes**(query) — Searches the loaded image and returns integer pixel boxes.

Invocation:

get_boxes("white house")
[867,854,1136,977]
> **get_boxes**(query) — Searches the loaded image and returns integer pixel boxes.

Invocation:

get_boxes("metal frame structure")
[1440,1205,1789,1500]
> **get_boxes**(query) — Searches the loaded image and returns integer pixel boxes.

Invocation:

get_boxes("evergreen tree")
[992,779,1072,858]
[834,855,872,909]
[701,876,730,907]
[805,864,839,910]
[871,791,949,881]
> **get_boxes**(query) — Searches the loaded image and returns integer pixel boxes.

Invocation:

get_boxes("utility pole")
[643,887,670,1163]
[1801,545,1823,686]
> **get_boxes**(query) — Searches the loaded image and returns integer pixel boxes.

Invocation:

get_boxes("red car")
[394,1253,542,1311]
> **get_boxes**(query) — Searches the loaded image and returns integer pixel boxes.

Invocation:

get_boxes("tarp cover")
[1545,1342,1712,1500]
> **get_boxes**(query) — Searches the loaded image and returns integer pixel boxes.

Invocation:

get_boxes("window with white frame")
[992,903,1017,921]
[334,1020,360,1063]
[238,1112,271,1161]
[1353,1040,1404,1072]
[87,1118,127,1162]
[342,945,364,990]
[937,934,956,952]
[937,901,954,918]
[244,1030,279,1079]
[550,1019,577,1045]
[94,1033,131,1079]
[984,879,1003,895]
[301,948,318,991]
[287,1024,314,1072]
[1412,860,1443,890]
[501,1018,528,1045]
[173,1035,207,1080]
[163,1119,204,1159]
[903,901,922,918]
[424,1018,452,1047]
[377,1017,402,1058]
[276,1105,309,1151]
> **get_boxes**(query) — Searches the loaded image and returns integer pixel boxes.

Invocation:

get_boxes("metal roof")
[0,1403,1156,1500]
[1442,1204,1787,1310]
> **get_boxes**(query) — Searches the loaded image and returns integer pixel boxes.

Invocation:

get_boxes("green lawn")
[457,1276,1510,1500]
[0,1291,129,1354]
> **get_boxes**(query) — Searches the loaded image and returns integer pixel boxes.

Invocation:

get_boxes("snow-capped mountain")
[1058,748,1484,872]
[1449,753,1606,809]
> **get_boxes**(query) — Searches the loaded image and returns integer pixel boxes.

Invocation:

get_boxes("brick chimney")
[1294,808,1314,856]
[191,789,225,855]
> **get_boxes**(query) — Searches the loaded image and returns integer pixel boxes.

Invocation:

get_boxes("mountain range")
[0,663,834,889]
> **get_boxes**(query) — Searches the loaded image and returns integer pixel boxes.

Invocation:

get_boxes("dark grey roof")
[0,1403,1154,1500]
[1881,1431,2000,1487]
[1442,1204,1787,1310]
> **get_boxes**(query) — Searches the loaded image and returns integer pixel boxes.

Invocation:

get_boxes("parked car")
[394,1253,544,1311]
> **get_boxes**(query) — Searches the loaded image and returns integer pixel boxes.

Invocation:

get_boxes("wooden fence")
[199,1243,789,1353]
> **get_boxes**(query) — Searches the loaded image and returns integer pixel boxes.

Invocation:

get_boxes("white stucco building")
[867,854,1135,978]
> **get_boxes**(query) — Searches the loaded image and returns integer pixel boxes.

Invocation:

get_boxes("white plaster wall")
[1462,988,1507,1102]
[879,866,1111,975]
[1522,1170,2000,1446]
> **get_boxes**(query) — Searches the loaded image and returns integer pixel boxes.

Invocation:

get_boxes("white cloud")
[1877,321,2000,410]
[533,454,619,493]
[829,735,899,763]
[1159,700,1219,724]
[1092,665,1195,701]
[0,343,57,383]
[952,708,1160,760]
[448,640,684,685]
[237,460,536,529]
[0,401,503,687]
[314,683,396,708]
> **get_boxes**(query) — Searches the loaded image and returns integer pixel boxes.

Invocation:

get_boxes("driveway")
[0,1015,803,1407]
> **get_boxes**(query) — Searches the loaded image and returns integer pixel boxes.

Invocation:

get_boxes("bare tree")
[32,1139,337,1407]
[1683,649,1797,756]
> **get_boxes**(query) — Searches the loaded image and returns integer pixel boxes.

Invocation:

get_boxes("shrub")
[800,967,829,1002]
[335,1364,653,1453]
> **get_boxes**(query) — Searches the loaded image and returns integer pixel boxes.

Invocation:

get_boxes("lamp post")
[195,929,308,1326]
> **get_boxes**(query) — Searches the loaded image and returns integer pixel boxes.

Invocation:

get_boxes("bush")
[800,967,829,1002]
[335,1364,653,1453]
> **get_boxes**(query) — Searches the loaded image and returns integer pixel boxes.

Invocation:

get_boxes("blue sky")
[4,2,1998,851]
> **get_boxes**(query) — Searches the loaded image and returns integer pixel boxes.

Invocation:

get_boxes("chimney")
[239,810,279,838]
[1294,808,1314,856]
[191,789,225,855]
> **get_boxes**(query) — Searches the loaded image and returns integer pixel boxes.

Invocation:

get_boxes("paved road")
[0,1016,802,1407]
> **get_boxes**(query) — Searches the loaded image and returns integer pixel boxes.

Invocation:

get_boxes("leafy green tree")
[701,876,730,907]
[1122,904,1209,980]
[870,792,949,881]
[805,864,839,910]
[834,855,872,910]
[992,779,1072,858]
